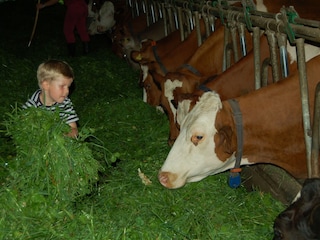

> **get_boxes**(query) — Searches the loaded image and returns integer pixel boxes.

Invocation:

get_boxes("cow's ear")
[215,126,233,154]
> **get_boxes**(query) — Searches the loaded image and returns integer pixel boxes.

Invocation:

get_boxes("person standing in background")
[37,0,90,56]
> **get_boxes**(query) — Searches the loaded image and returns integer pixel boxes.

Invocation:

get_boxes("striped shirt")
[23,89,79,124]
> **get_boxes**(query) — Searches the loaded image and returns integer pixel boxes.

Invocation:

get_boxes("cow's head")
[158,91,238,188]
[131,39,157,65]
[174,78,216,133]
[273,178,320,240]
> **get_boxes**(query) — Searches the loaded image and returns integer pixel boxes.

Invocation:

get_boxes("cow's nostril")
[158,172,167,183]
[158,171,171,187]
[158,171,179,189]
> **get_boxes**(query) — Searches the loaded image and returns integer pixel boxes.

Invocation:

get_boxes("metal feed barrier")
[124,0,320,179]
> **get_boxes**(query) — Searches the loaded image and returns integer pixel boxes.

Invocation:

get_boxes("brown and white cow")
[159,0,320,144]
[131,31,182,67]
[151,24,253,144]
[173,33,320,140]
[132,29,183,105]
[158,54,320,189]
[120,18,173,53]
[88,0,115,35]
[111,11,148,59]
[273,178,320,240]
[112,19,171,69]
[132,18,212,109]
[172,35,277,141]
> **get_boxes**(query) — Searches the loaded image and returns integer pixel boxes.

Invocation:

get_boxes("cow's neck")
[187,26,225,76]
[215,72,313,179]
[234,78,309,178]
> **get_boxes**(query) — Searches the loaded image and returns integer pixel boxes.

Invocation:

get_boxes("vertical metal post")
[276,33,289,78]
[155,2,161,22]
[194,11,202,46]
[129,0,135,18]
[266,30,280,82]
[145,0,150,26]
[173,7,178,31]
[135,0,139,16]
[203,14,211,38]
[237,23,247,57]
[223,26,230,71]
[230,25,239,63]
[209,14,215,33]
[177,7,184,41]
[184,9,192,35]
[167,6,174,33]
[296,38,312,178]
[261,58,271,87]
[252,27,261,90]
[150,2,155,23]
[311,83,320,177]
[161,3,168,36]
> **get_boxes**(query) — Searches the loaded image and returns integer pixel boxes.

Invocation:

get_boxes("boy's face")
[41,75,73,105]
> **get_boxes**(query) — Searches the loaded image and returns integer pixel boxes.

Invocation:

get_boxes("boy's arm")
[67,121,78,138]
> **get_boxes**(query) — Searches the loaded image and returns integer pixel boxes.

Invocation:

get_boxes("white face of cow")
[158,92,237,189]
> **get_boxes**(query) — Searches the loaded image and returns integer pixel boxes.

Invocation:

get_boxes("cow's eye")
[191,134,204,146]
[145,84,151,90]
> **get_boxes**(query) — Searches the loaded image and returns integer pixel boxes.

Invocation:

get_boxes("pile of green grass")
[0,1,285,239]
[2,107,102,238]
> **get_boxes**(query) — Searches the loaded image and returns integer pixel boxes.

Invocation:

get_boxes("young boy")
[24,59,79,137]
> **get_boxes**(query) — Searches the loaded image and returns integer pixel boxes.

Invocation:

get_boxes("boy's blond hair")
[37,59,74,87]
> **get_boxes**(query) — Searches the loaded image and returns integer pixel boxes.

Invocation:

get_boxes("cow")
[87,0,116,35]
[129,29,183,105]
[120,18,173,52]
[131,18,213,109]
[154,0,320,145]
[131,17,212,76]
[273,178,320,240]
[131,18,221,67]
[131,31,182,67]
[111,11,148,59]
[111,10,147,62]
[112,19,171,69]
[150,23,253,145]
[172,35,278,141]
[174,35,320,141]
[158,54,320,189]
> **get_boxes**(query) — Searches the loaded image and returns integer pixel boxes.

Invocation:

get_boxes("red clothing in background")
[63,0,90,43]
